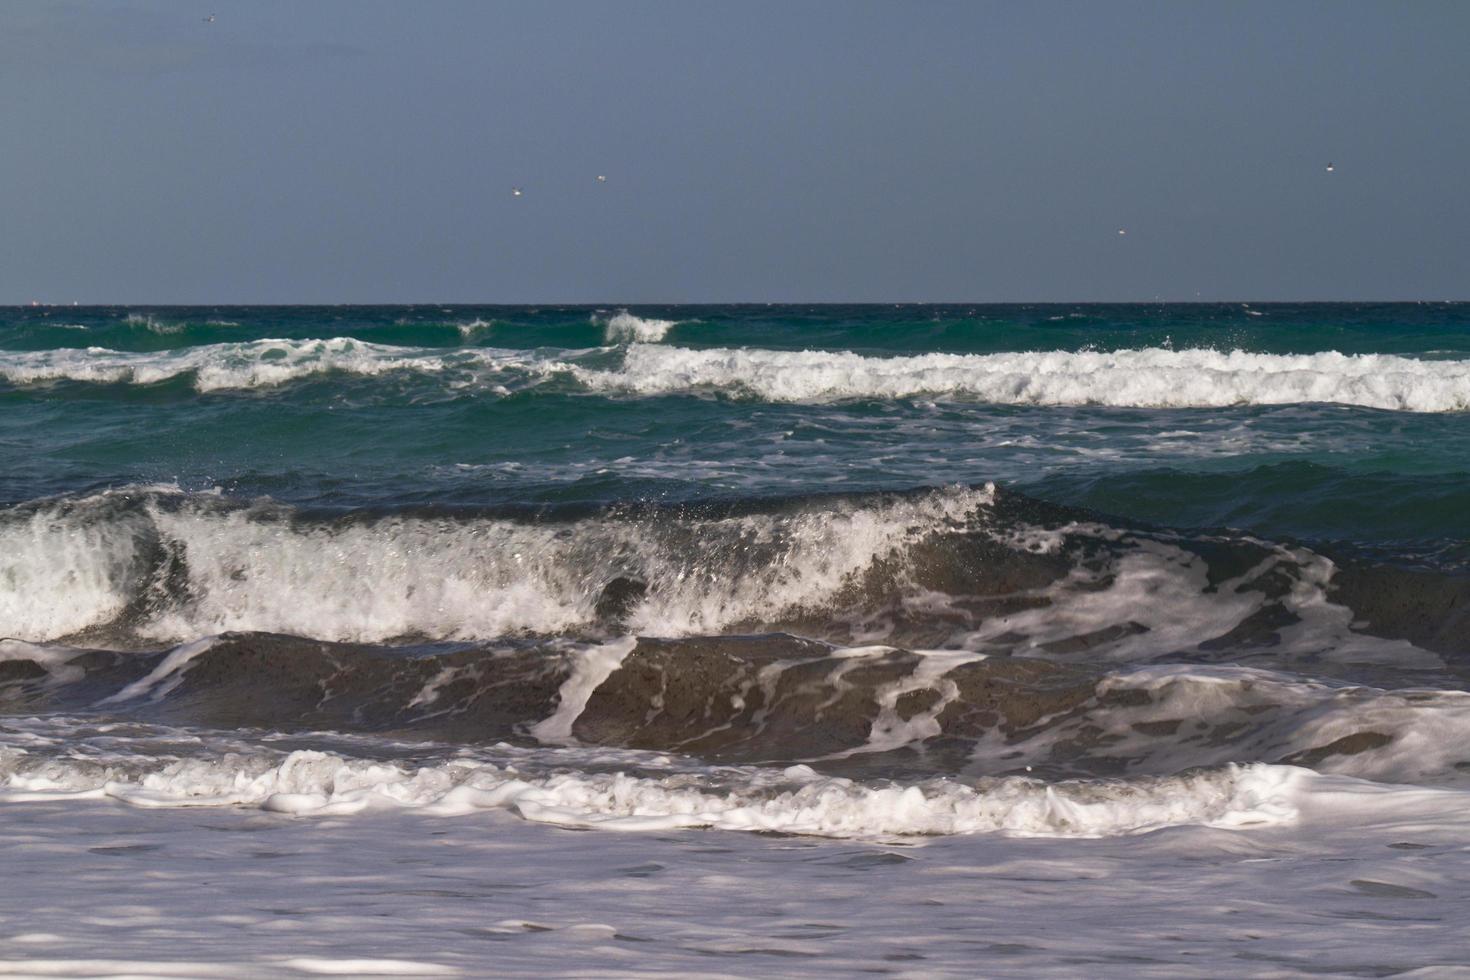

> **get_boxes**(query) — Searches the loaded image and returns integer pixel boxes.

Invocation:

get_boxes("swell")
[0,307,688,354]
[1026,461,1470,569]
[6,303,1470,358]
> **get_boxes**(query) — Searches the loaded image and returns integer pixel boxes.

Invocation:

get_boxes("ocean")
[3,303,1470,977]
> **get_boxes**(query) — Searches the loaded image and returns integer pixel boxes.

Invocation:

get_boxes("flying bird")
[203,13,215,22]
[1117,229,1127,236]
[1325,163,1335,173]
[511,187,522,197]
[596,175,607,183]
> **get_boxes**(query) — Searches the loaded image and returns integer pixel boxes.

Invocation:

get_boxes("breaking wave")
[5,339,1470,410]
[594,311,679,343]
[0,483,1460,681]
[0,337,549,393]
[0,485,993,643]
[121,313,185,335]
[576,345,1470,410]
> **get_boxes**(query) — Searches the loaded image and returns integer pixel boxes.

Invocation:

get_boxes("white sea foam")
[969,663,1470,783]
[529,637,639,744]
[0,485,1438,668]
[455,318,493,339]
[4,759,1468,979]
[0,740,1300,838]
[7,339,1469,409]
[595,311,678,343]
[0,338,545,392]
[947,529,1441,668]
[0,496,154,638]
[122,313,184,335]
[952,534,1268,660]
[576,344,1470,410]
[98,636,223,704]
[0,485,994,643]
[825,648,988,759]
[0,640,86,684]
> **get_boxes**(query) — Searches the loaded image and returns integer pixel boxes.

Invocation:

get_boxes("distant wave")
[122,312,185,335]
[5,340,1470,410]
[594,310,678,343]
[456,318,493,340]
[574,345,1470,411]
[0,337,548,392]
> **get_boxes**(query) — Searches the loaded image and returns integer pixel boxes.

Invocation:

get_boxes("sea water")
[3,303,1470,976]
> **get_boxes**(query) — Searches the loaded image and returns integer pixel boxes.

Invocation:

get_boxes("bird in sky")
[596,175,607,183]
[1117,229,1127,236]
[1325,162,1335,173]
[203,13,215,22]
[511,187,522,197]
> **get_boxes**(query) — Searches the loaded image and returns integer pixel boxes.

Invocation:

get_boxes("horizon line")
[5,298,1468,308]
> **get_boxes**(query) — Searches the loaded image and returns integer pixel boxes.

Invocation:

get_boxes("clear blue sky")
[2,1,1467,303]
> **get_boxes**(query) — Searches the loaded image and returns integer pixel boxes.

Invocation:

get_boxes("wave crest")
[0,338,546,392]
[577,345,1470,411]
[594,311,677,343]
[6,340,1470,410]
[0,485,995,643]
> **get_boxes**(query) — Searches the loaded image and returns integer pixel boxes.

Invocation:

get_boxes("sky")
[2,1,1467,303]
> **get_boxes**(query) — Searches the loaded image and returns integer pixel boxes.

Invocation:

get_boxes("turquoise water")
[3,303,1468,564]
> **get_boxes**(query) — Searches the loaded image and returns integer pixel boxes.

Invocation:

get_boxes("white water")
[580,344,1470,410]
[0,485,993,643]
[7,339,1470,410]
[121,313,185,335]
[0,486,1439,677]
[5,778,1470,978]
[528,637,639,744]
[595,311,679,343]
[0,639,85,684]
[5,714,1470,976]
[0,338,546,392]
[0,719,1298,838]
[964,662,1470,784]
[99,636,223,704]
[454,317,493,339]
